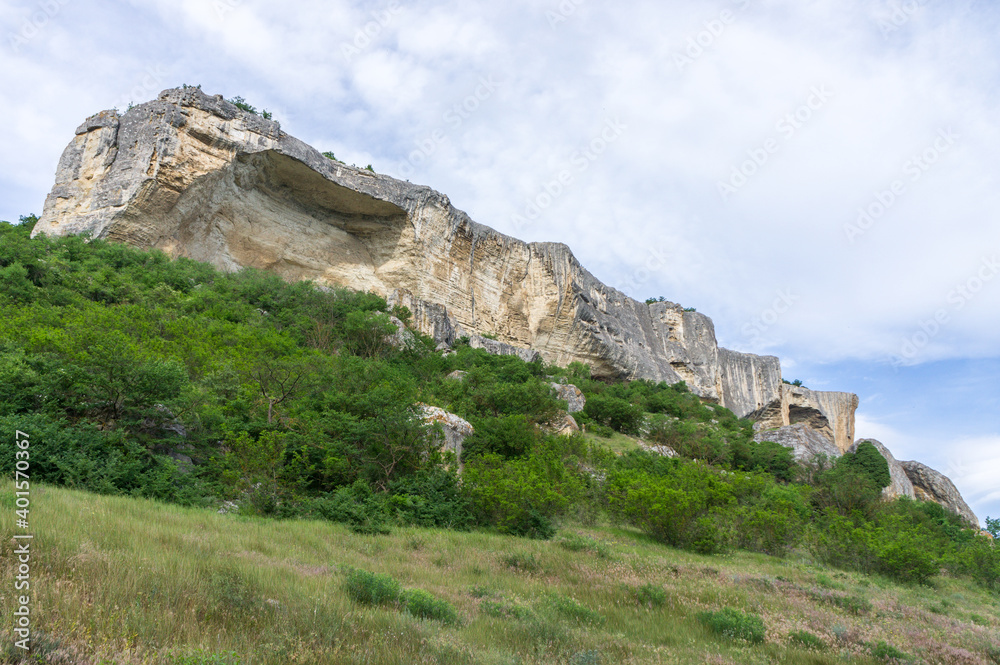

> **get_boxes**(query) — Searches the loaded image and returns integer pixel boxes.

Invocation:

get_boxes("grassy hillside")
[2,481,999,665]
[1,217,999,663]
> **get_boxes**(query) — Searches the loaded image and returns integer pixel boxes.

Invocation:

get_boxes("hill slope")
[2,481,999,665]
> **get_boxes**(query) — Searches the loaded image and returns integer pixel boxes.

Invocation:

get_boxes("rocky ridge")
[33,87,979,525]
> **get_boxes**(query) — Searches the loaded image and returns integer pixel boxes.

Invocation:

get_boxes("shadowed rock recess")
[34,87,977,525]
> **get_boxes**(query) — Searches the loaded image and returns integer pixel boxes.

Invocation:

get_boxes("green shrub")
[387,469,473,530]
[870,640,911,661]
[697,608,766,644]
[629,583,667,608]
[555,533,612,558]
[823,593,872,615]
[788,630,826,650]
[546,594,604,624]
[844,442,891,489]
[462,414,539,461]
[343,569,401,606]
[400,588,459,623]
[501,552,541,573]
[463,447,584,539]
[587,423,615,438]
[310,481,391,535]
[480,599,533,620]
[583,395,644,435]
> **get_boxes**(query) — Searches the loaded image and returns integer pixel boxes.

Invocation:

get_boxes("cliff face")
[34,87,853,431]
[902,460,979,527]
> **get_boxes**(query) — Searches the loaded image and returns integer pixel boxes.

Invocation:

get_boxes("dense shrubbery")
[2,219,997,591]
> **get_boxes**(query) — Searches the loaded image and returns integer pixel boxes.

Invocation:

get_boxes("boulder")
[637,440,679,458]
[418,405,473,462]
[900,460,980,527]
[550,383,586,413]
[754,423,841,462]
[550,414,580,437]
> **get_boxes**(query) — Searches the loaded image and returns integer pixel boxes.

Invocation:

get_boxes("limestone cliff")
[901,460,979,527]
[753,424,841,462]
[752,385,859,454]
[35,87,856,438]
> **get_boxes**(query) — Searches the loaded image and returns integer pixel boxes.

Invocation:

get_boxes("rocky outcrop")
[550,383,586,413]
[718,349,782,421]
[34,87,859,438]
[550,414,581,437]
[848,439,914,500]
[32,87,787,414]
[637,440,679,458]
[901,460,979,527]
[751,385,858,454]
[467,334,541,363]
[418,405,473,464]
[754,423,841,462]
[35,87,981,526]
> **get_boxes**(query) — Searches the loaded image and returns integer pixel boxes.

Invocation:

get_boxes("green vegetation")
[1,219,999,663]
[697,607,766,644]
[226,95,273,122]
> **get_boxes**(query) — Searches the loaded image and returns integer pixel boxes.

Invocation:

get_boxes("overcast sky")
[2,0,997,524]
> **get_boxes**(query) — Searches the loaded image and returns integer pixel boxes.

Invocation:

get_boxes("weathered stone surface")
[467,334,541,363]
[749,385,858,455]
[35,87,843,424]
[783,387,858,454]
[637,440,679,458]
[718,348,782,421]
[754,423,841,462]
[445,370,468,381]
[848,439,914,499]
[901,460,980,527]
[550,414,581,437]
[418,405,473,462]
[386,315,416,350]
[550,383,586,413]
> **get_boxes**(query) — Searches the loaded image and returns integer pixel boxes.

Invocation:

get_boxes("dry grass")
[1,480,998,664]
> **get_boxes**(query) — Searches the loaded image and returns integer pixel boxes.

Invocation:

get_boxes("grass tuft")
[697,607,766,644]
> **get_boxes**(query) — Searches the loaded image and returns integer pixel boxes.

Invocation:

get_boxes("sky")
[1,0,997,524]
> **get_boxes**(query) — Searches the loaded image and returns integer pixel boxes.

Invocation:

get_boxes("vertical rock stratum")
[32,87,978,524]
